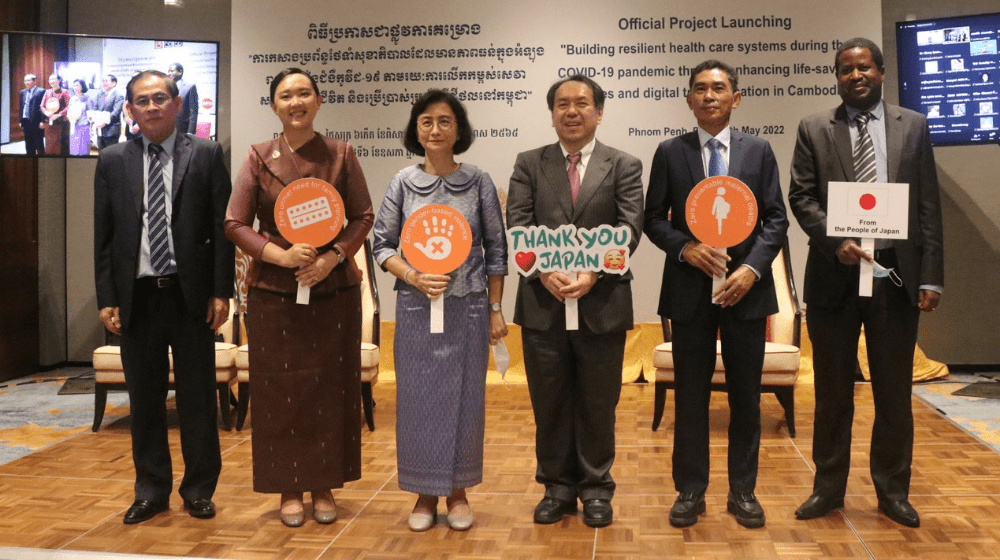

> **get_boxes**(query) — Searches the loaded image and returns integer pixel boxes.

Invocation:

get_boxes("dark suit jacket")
[507,140,644,333]
[788,102,944,306]
[644,129,788,323]
[93,88,125,139]
[19,86,44,127]
[94,133,234,328]
[175,79,199,135]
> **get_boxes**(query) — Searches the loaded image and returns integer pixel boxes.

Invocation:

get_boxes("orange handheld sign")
[274,178,345,247]
[685,176,757,248]
[401,204,472,275]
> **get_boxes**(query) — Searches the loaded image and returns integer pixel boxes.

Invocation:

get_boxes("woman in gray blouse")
[373,89,508,532]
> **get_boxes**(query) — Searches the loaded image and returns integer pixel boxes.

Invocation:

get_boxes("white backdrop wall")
[232,0,881,323]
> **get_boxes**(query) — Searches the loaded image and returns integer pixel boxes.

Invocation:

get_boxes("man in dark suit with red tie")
[644,59,788,529]
[507,75,644,528]
[19,74,45,155]
[94,70,233,524]
[789,38,943,528]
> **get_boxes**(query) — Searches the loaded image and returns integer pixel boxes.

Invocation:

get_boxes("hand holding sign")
[401,205,472,333]
[685,176,758,304]
[507,224,631,330]
[274,178,345,304]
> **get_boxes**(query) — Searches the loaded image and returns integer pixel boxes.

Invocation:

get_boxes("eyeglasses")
[132,93,173,108]
[417,118,455,131]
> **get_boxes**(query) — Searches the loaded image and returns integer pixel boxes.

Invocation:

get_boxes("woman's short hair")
[403,89,474,156]
[269,67,320,102]
[73,79,88,94]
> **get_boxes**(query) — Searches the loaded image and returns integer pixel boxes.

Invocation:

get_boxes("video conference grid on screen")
[1,31,219,158]
[897,12,1000,146]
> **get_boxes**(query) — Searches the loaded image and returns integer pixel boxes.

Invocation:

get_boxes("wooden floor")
[1,381,999,560]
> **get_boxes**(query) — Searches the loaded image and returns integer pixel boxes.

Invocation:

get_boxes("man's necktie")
[853,112,877,183]
[568,153,582,204]
[708,138,726,176]
[147,143,172,274]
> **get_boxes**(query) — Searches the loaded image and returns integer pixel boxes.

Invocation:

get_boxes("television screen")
[1,31,219,157]
[897,12,1000,146]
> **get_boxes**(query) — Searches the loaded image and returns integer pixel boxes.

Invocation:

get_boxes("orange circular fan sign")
[274,178,345,246]
[685,176,757,248]
[401,204,472,275]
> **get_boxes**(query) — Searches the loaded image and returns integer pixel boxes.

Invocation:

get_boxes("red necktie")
[568,153,581,204]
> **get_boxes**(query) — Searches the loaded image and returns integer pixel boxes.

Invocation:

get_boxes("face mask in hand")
[872,260,903,287]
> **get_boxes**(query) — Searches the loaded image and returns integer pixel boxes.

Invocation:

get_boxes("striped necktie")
[853,112,877,183]
[147,143,172,275]
[708,138,726,176]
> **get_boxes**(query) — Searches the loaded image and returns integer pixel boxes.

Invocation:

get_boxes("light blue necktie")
[147,143,172,275]
[708,138,726,177]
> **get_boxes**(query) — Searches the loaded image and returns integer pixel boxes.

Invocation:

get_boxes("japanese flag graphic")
[847,185,889,216]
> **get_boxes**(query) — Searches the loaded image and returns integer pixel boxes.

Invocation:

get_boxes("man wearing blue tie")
[94,70,233,524]
[644,59,788,529]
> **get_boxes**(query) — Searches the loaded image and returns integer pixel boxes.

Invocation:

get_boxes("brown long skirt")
[246,285,362,493]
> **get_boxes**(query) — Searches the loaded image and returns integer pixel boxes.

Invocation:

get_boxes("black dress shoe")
[669,492,705,528]
[795,493,845,520]
[727,492,766,528]
[533,497,577,524]
[183,498,216,519]
[878,499,919,528]
[582,499,613,528]
[123,499,169,524]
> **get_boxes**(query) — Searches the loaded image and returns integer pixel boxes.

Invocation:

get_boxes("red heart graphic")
[515,251,536,273]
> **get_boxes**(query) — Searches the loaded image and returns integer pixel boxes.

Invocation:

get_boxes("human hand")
[682,242,730,278]
[539,271,572,302]
[489,307,508,344]
[295,252,336,288]
[409,270,451,300]
[712,265,756,307]
[836,240,873,266]
[205,297,230,331]
[281,243,317,269]
[99,306,121,334]
[918,289,940,313]
[558,271,598,300]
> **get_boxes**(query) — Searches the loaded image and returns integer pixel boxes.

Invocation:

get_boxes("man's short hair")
[106,74,117,85]
[546,75,606,111]
[126,70,179,103]
[169,62,184,75]
[835,37,884,72]
[688,59,739,91]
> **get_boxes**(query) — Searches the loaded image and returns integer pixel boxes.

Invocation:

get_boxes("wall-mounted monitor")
[1,31,219,157]
[897,12,1000,147]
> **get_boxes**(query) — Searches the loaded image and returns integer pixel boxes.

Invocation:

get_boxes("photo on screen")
[1,31,219,158]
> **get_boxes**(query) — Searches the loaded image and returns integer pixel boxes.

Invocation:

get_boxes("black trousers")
[807,272,919,502]
[670,290,766,495]
[119,278,221,503]
[522,321,626,503]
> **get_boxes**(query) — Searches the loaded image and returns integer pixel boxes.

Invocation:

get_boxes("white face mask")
[873,260,903,287]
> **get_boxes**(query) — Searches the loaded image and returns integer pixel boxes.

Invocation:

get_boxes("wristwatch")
[489,302,502,312]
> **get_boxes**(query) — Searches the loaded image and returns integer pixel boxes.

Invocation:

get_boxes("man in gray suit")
[788,37,943,528]
[507,75,643,528]
[93,74,125,149]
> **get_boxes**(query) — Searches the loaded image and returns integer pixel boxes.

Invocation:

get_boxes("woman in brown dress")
[225,68,374,527]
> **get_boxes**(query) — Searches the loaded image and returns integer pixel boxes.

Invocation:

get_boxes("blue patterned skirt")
[394,289,489,495]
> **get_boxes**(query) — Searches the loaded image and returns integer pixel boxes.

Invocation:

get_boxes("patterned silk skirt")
[246,285,362,493]
[394,289,489,495]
